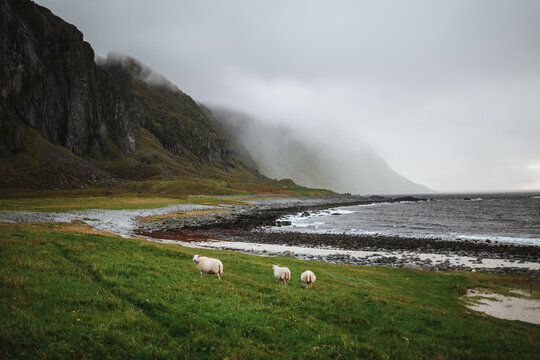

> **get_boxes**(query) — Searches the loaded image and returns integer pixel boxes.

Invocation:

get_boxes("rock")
[0,0,259,189]
[281,250,295,258]
[301,211,310,217]
[403,264,422,270]
[420,264,436,271]
[0,0,136,157]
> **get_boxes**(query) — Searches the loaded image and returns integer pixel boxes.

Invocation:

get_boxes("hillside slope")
[0,0,264,190]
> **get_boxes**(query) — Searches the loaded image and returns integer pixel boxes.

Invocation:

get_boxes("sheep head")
[193,255,200,264]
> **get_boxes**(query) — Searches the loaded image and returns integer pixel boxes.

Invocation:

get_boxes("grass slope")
[0,127,111,189]
[0,182,332,213]
[1,223,538,359]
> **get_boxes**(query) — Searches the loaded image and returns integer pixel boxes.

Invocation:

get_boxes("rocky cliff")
[0,0,135,157]
[0,0,260,189]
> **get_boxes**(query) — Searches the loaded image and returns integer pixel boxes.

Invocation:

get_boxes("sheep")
[272,264,291,285]
[193,255,223,280]
[301,270,316,288]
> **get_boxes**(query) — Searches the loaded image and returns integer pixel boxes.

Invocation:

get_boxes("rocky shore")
[136,195,540,274]
[136,194,421,232]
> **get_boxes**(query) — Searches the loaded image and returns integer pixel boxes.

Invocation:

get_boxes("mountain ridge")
[0,0,431,195]
[0,0,267,190]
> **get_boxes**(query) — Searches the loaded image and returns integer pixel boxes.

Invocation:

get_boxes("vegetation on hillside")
[0,184,332,213]
[0,0,300,191]
[1,223,538,359]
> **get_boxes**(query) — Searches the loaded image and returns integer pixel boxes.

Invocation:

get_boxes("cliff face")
[0,0,258,189]
[99,55,232,164]
[0,0,135,157]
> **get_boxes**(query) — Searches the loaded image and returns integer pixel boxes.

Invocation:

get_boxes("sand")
[464,288,540,325]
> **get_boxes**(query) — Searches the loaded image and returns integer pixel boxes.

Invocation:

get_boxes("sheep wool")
[193,255,223,280]
[301,270,316,288]
[272,264,291,285]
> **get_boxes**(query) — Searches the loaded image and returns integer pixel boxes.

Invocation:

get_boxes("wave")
[452,234,539,246]
[269,196,540,247]
[266,224,540,246]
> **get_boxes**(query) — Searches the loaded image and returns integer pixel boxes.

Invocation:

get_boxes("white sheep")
[301,270,316,288]
[272,264,291,285]
[193,255,223,280]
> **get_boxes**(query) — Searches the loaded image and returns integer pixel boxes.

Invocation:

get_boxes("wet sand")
[464,289,540,324]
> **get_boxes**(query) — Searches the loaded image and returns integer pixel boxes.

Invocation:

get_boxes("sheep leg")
[200,271,203,278]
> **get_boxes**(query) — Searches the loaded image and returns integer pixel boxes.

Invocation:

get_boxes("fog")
[36,0,540,192]
[211,106,432,194]
[96,52,179,92]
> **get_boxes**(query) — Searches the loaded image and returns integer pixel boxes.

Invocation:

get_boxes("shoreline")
[139,229,540,274]
[1,194,538,273]
[136,195,540,274]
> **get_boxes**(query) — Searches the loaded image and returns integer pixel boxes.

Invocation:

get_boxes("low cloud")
[96,52,179,92]
[37,0,540,192]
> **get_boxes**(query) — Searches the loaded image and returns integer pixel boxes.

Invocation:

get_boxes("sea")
[269,193,540,246]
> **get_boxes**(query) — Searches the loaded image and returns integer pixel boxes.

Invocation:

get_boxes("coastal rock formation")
[0,0,134,157]
[0,0,260,189]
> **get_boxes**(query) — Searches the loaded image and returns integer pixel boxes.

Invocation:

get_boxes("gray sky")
[36,0,540,192]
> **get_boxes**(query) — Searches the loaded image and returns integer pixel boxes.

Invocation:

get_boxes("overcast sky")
[36,0,540,192]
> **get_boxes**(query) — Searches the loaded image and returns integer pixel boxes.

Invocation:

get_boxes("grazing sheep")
[272,264,291,285]
[193,255,223,280]
[301,270,316,288]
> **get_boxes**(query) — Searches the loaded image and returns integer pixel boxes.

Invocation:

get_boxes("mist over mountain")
[211,107,433,195]
[0,0,432,194]
[0,0,264,189]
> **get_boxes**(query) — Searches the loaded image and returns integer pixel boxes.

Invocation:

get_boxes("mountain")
[0,0,430,195]
[210,107,434,195]
[0,0,262,189]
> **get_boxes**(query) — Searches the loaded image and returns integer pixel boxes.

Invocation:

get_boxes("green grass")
[1,224,538,359]
[0,196,182,212]
[0,178,332,212]
[0,193,281,212]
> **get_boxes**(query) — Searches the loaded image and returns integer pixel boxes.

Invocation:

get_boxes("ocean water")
[269,193,540,246]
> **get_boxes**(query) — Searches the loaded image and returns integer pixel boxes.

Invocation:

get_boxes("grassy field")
[0,179,332,213]
[1,223,538,359]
